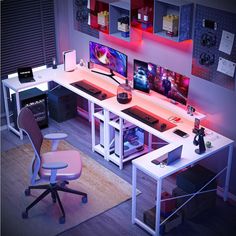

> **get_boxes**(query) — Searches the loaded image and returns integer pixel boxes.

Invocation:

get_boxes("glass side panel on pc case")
[133,59,150,93]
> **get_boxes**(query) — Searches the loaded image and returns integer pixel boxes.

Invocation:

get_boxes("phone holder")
[193,127,206,154]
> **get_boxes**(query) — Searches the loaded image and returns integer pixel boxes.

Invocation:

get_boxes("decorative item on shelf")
[79,59,86,67]
[97,11,109,27]
[117,16,130,38]
[137,7,153,29]
[117,79,132,104]
[187,105,195,116]
[163,15,179,37]
[193,127,206,154]
[52,57,57,69]
[205,141,212,148]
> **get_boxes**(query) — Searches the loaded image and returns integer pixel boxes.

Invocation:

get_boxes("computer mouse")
[160,123,167,131]
[101,93,107,99]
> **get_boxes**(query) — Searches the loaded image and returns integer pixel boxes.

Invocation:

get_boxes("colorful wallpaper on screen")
[133,59,150,93]
[148,63,190,105]
[89,41,127,77]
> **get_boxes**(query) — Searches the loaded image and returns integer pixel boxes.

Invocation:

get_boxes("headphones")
[193,135,199,146]
[200,32,216,48]
[199,52,215,66]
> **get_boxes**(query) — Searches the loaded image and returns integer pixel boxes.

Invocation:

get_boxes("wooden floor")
[1,116,236,236]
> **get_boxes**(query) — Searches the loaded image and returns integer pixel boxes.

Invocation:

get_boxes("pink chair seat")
[40,150,82,181]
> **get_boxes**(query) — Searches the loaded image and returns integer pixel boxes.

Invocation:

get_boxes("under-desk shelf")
[93,110,105,121]
[108,145,150,167]
[94,144,105,156]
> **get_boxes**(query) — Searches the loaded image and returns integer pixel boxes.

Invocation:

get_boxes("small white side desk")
[131,135,234,236]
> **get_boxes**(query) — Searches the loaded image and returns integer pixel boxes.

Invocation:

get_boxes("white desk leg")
[88,100,91,123]
[119,117,124,169]
[2,84,11,128]
[224,144,234,201]
[15,91,23,140]
[90,102,95,151]
[148,133,152,152]
[104,109,110,161]
[132,164,137,224]
[155,178,162,236]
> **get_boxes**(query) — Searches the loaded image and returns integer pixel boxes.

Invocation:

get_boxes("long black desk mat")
[122,105,176,132]
[71,80,115,101]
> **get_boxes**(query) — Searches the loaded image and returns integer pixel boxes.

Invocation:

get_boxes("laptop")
[151,145,183,166]
[18,67,35,83]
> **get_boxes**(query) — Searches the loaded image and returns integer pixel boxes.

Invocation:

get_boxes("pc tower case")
[115,122,145,158]
[48,86,77,122]
[12,88,48,130]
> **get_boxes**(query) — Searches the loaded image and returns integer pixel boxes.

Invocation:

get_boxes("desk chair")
[17,107,88,224]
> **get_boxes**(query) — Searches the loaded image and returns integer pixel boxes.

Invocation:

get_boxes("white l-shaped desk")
[2,65,234,236]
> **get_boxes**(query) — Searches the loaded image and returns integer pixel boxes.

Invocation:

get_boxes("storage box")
[163,15,179,36]
[161,192,176,217]
[172,187,216,219]
[143,206,182,233]
[176,165,217,194]
[97,11,109,26]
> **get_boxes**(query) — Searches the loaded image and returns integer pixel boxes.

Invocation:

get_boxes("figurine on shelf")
[163,14,179,37]
[117,16,130,38]
[193,127,206,154]
[137,7,153,29]
[97,11,109,28]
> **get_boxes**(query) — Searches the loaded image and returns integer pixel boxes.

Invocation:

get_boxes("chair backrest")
[17,107,43,184]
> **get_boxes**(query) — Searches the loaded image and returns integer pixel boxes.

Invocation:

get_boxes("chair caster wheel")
[22,211,28,219]
[59,216,65,224]
[60,181,69,187]
[82,196,88,204]
[25,189,30,196]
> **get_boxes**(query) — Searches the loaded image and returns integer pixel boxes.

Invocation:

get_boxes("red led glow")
[100,30,143,50]
[142,31,193,52]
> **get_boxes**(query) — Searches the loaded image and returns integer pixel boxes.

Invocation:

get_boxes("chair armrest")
[44,132,68,140]
[42,162,68,170]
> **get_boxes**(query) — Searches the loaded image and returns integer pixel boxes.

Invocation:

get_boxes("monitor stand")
[170,99,178,105]
[91,68,120,85]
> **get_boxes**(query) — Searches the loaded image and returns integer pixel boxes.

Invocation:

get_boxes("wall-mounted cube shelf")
[90,0,116,34]
[109,2,130,41]
[154,0,193,42]
[131,0,154,34]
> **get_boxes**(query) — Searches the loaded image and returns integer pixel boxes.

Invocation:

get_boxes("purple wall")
[55,0,236,196]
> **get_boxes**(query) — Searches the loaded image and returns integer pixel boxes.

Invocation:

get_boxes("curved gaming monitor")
[89,41,127,84]
[133,59,190,105]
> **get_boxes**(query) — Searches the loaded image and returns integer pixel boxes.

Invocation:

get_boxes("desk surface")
[3,65,234,174]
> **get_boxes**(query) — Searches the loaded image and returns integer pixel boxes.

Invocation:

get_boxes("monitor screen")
[133,59,150,93]
[148,64,190,105]
[89,41,127,78]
